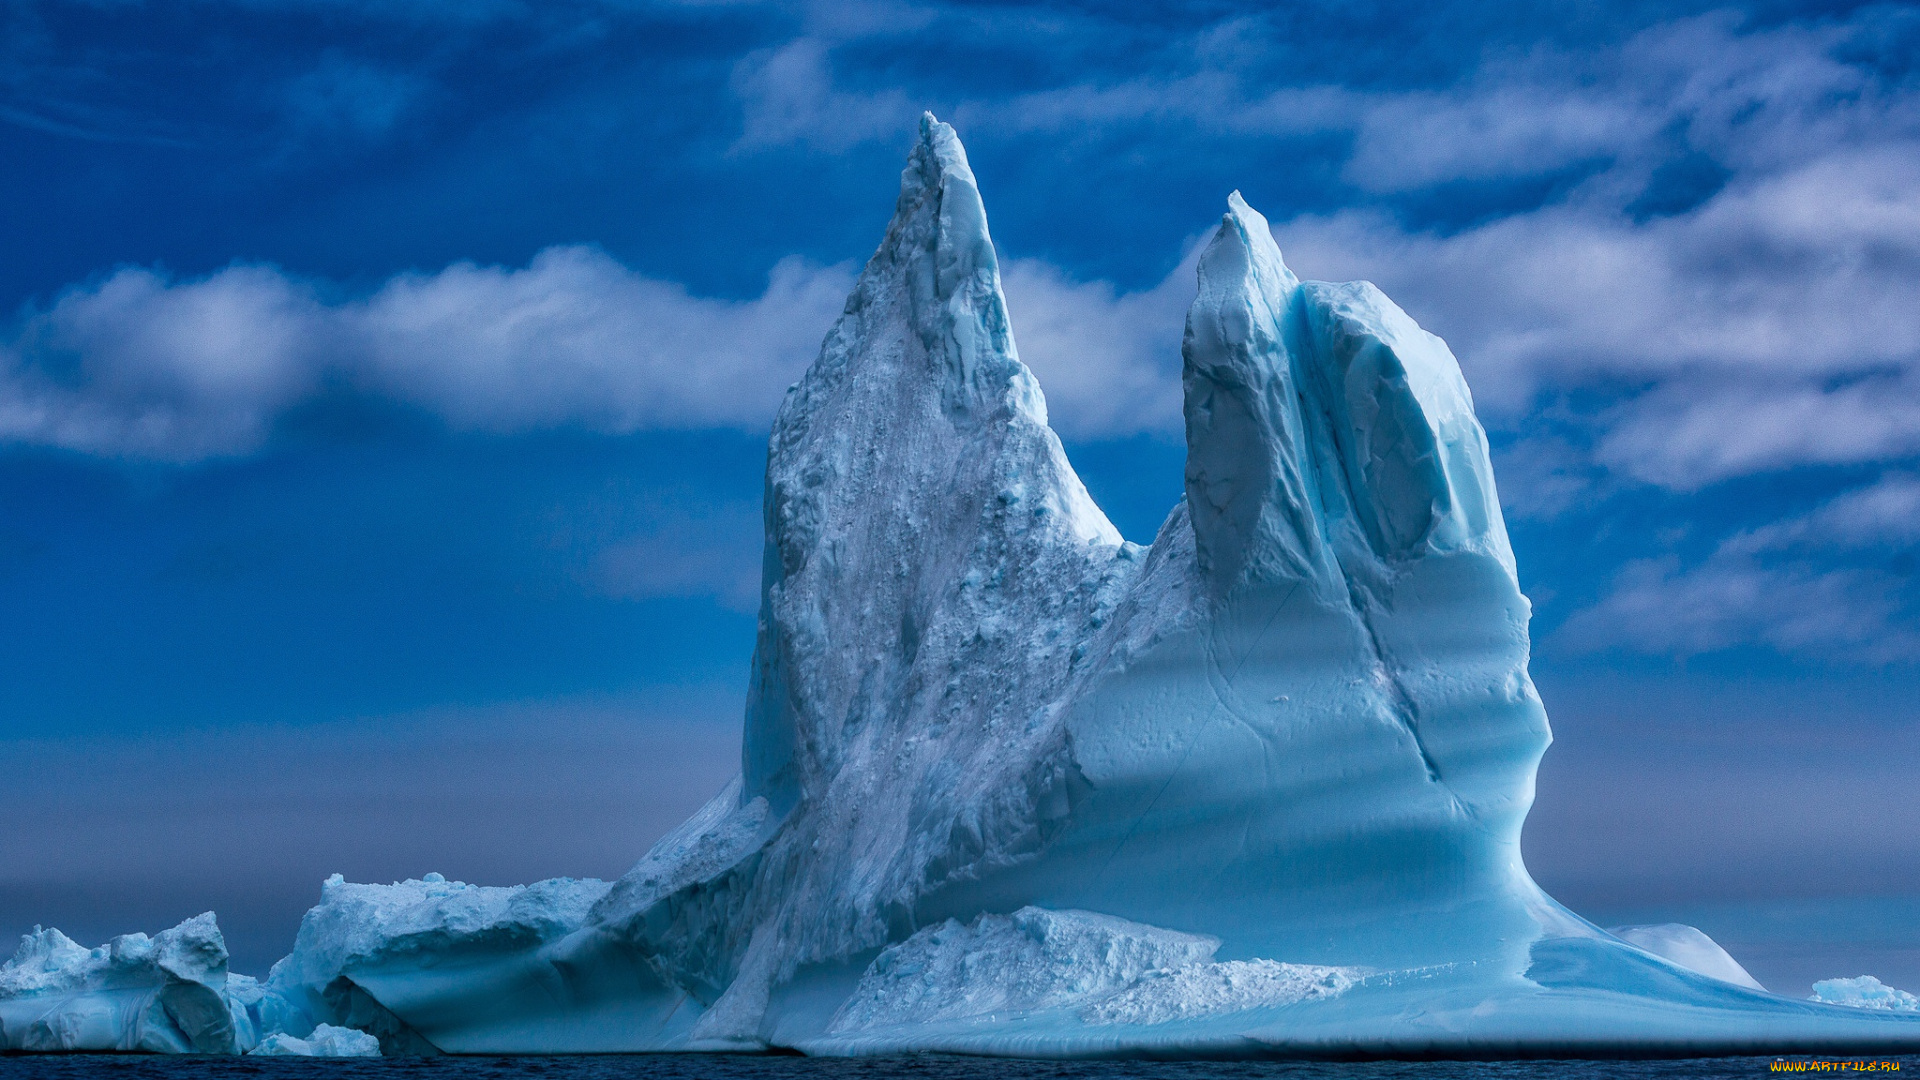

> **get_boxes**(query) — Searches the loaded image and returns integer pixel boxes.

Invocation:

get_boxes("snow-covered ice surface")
[1609,924,1767,991]
[9,113,1920,1057]
[1812,977,1920,1012]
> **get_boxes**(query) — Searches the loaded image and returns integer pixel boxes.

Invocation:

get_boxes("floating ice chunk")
[1609,924,1766,991]
[264,871,610,1051]
[249,1023,382,1057]
[270,872,611,999]
[0,913,245,1053]
[1812,976,1920,1011]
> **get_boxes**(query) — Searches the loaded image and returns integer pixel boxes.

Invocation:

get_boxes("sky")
[3,0,1919,992]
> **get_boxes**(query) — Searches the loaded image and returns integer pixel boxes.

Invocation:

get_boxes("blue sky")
[4,0,1920,988]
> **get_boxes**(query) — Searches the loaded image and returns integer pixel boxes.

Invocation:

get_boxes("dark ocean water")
[2,1057,1913,1080]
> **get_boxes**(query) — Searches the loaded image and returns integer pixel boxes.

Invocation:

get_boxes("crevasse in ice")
[6,114,1920,1056]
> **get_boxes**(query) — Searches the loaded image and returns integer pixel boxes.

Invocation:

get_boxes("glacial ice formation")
[1812,977,1920,1012]
[249,1024,383,1057]
[0,914,253,1053]
[1608,924,1767,991]
[8,113,1920,1057]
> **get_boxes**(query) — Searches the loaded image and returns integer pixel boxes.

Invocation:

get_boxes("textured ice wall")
[0,913,250,1053]
[572,113,1143,1048]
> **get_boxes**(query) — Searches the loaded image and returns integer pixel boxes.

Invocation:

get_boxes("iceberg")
[0,913,254,1053]
[249,1024,383,1057]
[1811,977,1920,1012]
[9,113,1920,1057]
[260,872,613,1055]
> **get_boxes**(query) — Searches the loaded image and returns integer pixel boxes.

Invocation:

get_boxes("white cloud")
[718,6,1920,494]
[0,265,330,460]
[1723,473,1920,557]
[1276,142,1920,377]
[0,240,1206,462]
[1343,84,1652,193]
[731,38,916,151]
[1558,475,1920,663]
[286,54,424,138]
[13,5,1920,500]
[997,251,1195,439]
[1558,555,1919,664]
[357,247,852,432]
[0,248,855,461]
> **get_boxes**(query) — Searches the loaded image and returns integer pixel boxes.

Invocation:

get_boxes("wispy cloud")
[998,251,1196,439]
[1559,474,1920,663]
[731,38,917,151]
[0,240,1204,461]
[0,249,855,460]
[284,53,426,140]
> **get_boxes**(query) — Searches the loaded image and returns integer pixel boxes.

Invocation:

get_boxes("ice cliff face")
[8,113,1920,1057]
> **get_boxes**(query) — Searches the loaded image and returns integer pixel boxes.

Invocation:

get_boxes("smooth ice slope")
[15,114,1920,1057]
[1610,924,1766,991]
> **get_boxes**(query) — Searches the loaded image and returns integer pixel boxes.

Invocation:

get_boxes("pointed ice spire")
[1180,191,1339,598]
[1179,190,1515,598]
[743,113,1118,814]
[825,111,1050,426]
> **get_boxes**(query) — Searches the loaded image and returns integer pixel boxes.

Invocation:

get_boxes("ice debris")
[827,907,1357,1035]
[1812,976,1920,1012]
[249,1023,382,1057]
[10,113,1920,1057]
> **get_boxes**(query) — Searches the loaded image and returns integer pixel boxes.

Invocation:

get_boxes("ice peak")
[913,111,972,186]
[1221,190,1300,293]
[739,112,1119,833]
[832,111,1040,425]
[1179,189,1515,596]
[1181,191,1331,596]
